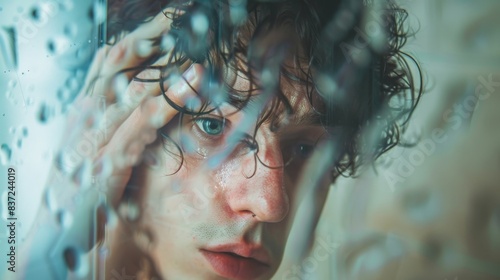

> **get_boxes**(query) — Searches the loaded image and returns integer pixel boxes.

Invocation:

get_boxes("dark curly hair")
[105,0,422,178]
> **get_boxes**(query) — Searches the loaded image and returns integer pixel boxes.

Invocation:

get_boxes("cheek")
[141,169,196,223]
[140,154,233,228]
[211,156,259,214]
[212,157,250,190]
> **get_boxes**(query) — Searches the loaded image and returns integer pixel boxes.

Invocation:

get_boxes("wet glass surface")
[0,1,499,279]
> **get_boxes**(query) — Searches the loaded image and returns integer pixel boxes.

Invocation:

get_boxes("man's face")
[128,65,331,279]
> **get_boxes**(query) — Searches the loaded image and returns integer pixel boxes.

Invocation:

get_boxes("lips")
[201,244,271,279]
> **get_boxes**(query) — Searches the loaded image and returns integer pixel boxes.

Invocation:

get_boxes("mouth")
[200,244,271,280]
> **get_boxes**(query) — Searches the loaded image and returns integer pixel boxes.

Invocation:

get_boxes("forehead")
[223,63,321,128]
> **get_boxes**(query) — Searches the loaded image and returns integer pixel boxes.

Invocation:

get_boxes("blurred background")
[1,0,499,279]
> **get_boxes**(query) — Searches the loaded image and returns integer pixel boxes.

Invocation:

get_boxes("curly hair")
[105,0,422,178]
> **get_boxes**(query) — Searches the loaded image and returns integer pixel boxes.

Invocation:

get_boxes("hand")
[58,10,203,207]
[20,10,203,277]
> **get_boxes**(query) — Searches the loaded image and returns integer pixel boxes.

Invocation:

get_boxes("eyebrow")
[293,110,323,126]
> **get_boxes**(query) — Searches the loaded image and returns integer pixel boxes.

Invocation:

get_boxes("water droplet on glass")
[47,37,71,55]
[5,90,13,100]
[0,27,15,68]
[27,84,35,92]
[7,79,17,88]
[72,160,93,189]
[63,247,79,270]
[73,193,82,204]
[402,190,441,223]
[260,68,276,88]
[47,41,56,53]
[345,235,405,279]
[98,203,118,229]
[63,23,78,38]
[94,2,106,24]
[135,40,153,57]
[161,34,176,51]
[196,147,208,159]
[180,133,198,154]
[30,7,40,21]
[171,179,182,193]
[185,96,202,112]
[86,5,94,21]
[118,201,140,222]
[56,209,73,228]
[42,149,53,161]
[98,246,109,257]
[143,149,159,169]
[43,187,58,212]
[9,127,16,134]
[421,237,442,262]
[57,88,72,104]
[63,246,88,277]
[191,13,209,35]
[0,144,12,165]
[26,97,34,106]
[316,73,338,99]
[65,76,79,91]
[336,9,355,32]
[76,43,92,60]
[230,5,247,26]
[75,69,85,80]
[38,102,53,123]
[134,229,154,251]
[113,73,128,102]
[55,149,80,175]
[16,138,22,148]
[353,48,371,66]
[60,0,74,11]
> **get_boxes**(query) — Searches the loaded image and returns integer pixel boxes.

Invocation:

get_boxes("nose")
[226,134,289,223]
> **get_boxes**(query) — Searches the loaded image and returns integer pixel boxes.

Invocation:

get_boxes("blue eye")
[195,118,225,136]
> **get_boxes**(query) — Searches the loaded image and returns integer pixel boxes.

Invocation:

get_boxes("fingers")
[108,64,203,159]
[102,10,174,77]
[95,63,203,150]
[79,45,110,101]
[73,5,191,149]
[58,7,198,207]
[94,64,204,203]
[90,67,165,150]
[80,8,177,105]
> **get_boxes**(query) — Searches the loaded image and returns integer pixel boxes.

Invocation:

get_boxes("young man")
[20,0,420,279]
